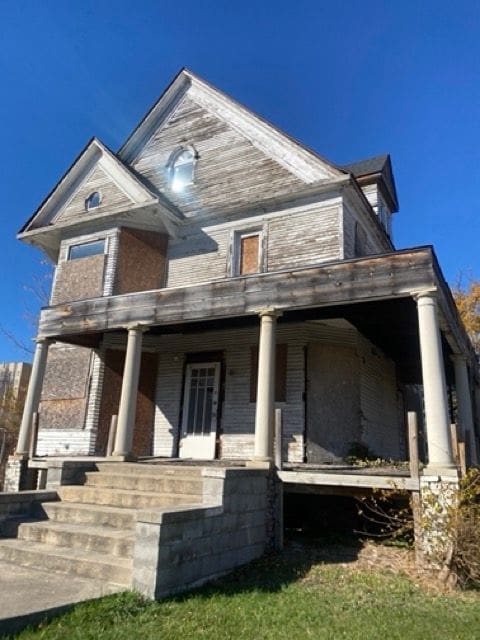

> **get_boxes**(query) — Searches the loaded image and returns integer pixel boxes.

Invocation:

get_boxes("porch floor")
[140,458,419,492]
[29,456,419,492]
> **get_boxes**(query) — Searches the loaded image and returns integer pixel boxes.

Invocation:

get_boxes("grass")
[5,541,480,640]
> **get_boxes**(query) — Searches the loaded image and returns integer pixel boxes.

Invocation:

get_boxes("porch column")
[416,292,454,469]
[112,324,145,459]
[452,354,477,465]
[252,310,279,464]
[15,337,51,457]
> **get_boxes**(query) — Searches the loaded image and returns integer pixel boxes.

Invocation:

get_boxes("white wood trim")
[279,471,419,491]
[179,362,220,459]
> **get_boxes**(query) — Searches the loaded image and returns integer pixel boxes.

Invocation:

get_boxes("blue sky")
[1,1,479,362]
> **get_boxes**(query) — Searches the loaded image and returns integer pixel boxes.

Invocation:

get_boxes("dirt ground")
[286,539,476,596]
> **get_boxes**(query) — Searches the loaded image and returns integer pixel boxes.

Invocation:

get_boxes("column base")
[422,465,459,479]
[246,458,274,470]
[109,453,137,462]
[10,452,29,461]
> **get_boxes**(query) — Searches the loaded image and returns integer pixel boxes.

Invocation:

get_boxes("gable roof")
[342,154,399,213]
[19,138,160,235]
[119,68,345,184]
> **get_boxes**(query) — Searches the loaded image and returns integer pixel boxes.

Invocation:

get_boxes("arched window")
[168,147,196,192]
[85,191,102,211]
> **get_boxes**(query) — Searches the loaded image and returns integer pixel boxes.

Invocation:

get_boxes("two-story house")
[3,68,480,599]
[9,68,479,478]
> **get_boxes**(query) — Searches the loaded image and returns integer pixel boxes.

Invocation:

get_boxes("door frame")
[179,361,221,459]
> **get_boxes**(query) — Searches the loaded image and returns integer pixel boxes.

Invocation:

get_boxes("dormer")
[18,138,182,305]
[342,154,398,240]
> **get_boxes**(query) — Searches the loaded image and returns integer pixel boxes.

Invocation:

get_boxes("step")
[0,539,132,586]
[17,520,135,558]
[40,501,137,529]
[84,471,204,495]
[58,486,202,509]
[96,462,205,477]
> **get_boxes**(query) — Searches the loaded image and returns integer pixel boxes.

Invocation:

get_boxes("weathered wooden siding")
[114,228,168,295]
[152,325,306,463]
[342,202,388,259]
[166,224,230,287]
[166,200,342,288]
[133,95,306,218]
[267,204,341,271]
[55,165,134,223]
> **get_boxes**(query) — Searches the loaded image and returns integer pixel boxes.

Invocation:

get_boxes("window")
[85,191,102,211]
[68,239,106,260]
[250,344,287,403]
[354,222,367,257]
[233,230,263,276]
[168,147,196,192]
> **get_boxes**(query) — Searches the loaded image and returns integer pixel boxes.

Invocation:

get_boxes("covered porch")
[8,247,480,491]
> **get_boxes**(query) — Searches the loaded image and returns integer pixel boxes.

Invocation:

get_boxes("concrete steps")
[17,520,134,558]
[96,462,204,477]
[0,462,206,589]
[58,485,200,509]
[84,471,204,496]
[0,539,132,586]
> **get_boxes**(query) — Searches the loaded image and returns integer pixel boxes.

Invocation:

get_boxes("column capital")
[258,308,282,319]
[125,323,148,333]
[412,289,437,303]
[34,336,53,346]
[451,353,468,365]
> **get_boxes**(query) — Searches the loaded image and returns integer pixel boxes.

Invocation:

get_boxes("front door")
[179,362,220,459]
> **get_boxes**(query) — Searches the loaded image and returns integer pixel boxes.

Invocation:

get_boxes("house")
[0,362,31,488]
[2,69,479,595]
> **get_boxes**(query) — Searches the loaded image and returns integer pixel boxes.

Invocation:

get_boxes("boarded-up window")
[239,234,259,275]
[250,344,287,403]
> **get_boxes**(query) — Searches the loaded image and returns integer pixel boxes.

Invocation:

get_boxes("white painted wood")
[179,362,220,460]
[416,293,454,469]
[279,470,420,491]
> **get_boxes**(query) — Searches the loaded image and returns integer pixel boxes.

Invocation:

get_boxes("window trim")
[167,146,197,192]
[85,191,102,211]
[231,226,266,277]
[67,238,107,261]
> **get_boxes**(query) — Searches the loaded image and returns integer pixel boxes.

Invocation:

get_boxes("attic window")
[168,147,195,192]
[85,191,102,211]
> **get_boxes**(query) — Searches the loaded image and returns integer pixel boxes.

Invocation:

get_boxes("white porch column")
[416,292,454,469]
[252,310,279,464]
[15,337,51,457]
[112,324,145,459]
[452,354,477,465]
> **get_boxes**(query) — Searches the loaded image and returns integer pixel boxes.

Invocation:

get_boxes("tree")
[453,277,480,354]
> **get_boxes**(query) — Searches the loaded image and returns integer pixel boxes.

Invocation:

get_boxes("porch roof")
[38,246,474,380]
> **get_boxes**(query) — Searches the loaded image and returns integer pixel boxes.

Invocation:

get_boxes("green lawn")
[7,543,480,640]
